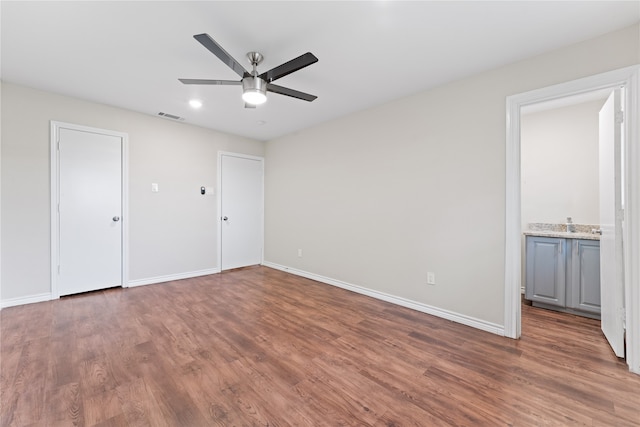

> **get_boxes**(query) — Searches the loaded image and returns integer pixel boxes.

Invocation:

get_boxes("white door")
[220,153,263,270]
[58,127,123,296]
[599,88,625,358]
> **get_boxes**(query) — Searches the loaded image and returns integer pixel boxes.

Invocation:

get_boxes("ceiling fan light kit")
[242,77,267,105]
[179,33,318,107]
[242,52,267,105]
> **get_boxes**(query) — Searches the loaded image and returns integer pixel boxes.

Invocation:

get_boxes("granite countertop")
[523,223,601,241]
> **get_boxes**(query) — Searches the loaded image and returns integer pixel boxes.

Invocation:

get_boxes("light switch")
[151,183,159,193]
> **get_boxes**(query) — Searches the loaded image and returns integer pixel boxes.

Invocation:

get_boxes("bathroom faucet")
[566,217,574,233]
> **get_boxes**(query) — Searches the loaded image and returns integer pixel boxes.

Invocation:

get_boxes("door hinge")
[615,110,624,125]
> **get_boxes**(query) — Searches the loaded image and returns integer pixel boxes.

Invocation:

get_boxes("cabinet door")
[568,239,601,314]
[525,236,566,307]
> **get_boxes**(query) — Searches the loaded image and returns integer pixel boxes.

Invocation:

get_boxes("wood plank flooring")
[1,266,639,426]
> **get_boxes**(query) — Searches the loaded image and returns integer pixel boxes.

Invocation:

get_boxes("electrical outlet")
[297,249,303,258]
[427,272,436,285]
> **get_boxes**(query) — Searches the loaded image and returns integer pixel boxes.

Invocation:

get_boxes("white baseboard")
[1,292,53,309]
[262,261,505,336]
[127,267,220,288]
[2,265,505,339]
[0,268,221,309]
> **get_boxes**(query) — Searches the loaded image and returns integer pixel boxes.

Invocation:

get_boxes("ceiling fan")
[179,33,318,108]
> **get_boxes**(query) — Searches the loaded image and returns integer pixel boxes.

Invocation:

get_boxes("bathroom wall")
[521,98,606,229]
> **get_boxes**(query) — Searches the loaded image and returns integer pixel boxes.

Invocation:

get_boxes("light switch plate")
[151,183,159,193]
[427,272,436,285]
[206,187,214,196]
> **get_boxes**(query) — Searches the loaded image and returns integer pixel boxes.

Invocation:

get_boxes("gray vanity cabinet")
[525,235,600,318]
[525,236,566,307]
[568,239,601,314]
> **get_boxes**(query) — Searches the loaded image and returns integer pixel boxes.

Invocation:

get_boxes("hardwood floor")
[1,266,639,426]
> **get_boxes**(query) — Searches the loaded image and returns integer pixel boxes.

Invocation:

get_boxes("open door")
[599,88,625,358]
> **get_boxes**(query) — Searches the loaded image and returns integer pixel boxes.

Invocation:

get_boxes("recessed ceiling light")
[189,99,203,109]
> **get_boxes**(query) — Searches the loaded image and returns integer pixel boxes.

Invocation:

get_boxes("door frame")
[50,121,129,298]
[504,65,640,374]
[216,151,265,271]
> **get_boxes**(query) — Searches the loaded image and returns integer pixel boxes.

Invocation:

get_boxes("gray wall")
[1,83,264,302]
[264,24,639,327]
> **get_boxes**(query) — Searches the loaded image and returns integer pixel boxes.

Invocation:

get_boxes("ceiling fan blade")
[267,84,317,102]
[193,33,249,78]
[179,79,241,85]
[259,52,318,83]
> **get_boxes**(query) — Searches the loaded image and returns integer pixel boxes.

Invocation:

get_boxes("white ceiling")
[2,1,638,141]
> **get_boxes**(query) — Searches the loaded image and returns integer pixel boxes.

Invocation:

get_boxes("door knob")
[112,216,120,222]
[222,216,228,221]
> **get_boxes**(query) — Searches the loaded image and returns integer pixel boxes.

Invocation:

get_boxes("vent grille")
[157,112,185,121]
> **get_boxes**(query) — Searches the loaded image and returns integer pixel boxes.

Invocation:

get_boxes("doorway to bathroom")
[519,89,619,347]
[504,65,640,374]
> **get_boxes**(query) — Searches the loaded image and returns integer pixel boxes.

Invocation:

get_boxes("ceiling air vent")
[157,112,185,121]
